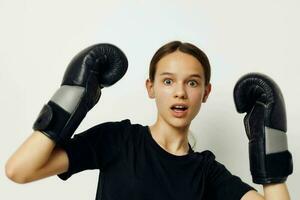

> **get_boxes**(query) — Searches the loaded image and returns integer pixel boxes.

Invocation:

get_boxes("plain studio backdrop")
[1,0,299,199]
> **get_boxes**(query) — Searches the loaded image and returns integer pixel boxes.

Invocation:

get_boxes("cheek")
[153,86,171,108]
[154,84,173,98]
[189,89,204,106]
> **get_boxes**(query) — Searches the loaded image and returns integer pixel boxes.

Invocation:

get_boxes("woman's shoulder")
[90,118,145,136]
[195,149,216,159]
[100,118,143,127]
[192,150,218,166]
[89,118,134,129]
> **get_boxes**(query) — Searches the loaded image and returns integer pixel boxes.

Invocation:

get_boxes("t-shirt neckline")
[145,125,194,160]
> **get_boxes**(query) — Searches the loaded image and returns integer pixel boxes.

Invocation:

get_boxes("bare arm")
[5,131,69,184]
[263,183,291,200]
[241,183,291,200]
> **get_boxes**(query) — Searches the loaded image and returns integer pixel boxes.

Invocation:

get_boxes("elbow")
[5,161,29,184]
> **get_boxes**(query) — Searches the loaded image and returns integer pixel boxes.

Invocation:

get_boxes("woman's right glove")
[33,43,128,145]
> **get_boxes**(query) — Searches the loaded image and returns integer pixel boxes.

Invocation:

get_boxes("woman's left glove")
[233,72,293,184]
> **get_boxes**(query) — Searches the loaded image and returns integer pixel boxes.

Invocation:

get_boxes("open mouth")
[170,105,188,112]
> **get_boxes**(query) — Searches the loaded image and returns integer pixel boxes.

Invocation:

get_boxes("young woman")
[5,41,291,199]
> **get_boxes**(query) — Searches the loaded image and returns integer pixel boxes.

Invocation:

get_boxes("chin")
[169,118,191,129]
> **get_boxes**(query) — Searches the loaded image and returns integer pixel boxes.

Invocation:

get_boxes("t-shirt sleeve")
[204,151,257,200]
[57,119,131,181]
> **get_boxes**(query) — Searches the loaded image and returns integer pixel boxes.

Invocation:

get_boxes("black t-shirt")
[58,119,256,200]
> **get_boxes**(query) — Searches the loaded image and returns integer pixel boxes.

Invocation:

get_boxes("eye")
[163,78,173,85]
[188,80,198,87]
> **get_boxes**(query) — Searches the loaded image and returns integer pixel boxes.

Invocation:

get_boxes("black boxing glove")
[233,73,293,184]
[33,43,128,145]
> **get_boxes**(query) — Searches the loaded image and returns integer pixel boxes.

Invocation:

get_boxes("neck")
[149,119,190,156]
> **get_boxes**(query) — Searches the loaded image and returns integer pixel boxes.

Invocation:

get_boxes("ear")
[146,79,155,99]
[202,83,212,103]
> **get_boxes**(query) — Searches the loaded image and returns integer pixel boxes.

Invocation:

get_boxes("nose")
[174,83,187,99]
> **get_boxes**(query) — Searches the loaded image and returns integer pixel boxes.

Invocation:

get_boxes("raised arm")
[5,131,68,183]
[233,73,293,199]
[5,43,128,184]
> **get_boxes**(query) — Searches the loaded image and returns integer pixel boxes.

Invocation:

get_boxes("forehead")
[155,51,204,77]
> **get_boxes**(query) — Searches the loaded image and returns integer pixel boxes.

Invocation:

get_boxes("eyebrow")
[159,72,203,79]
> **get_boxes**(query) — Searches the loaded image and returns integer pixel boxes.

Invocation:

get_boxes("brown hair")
[149,40,211,85]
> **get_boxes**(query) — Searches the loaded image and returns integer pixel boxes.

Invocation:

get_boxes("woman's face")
[146,50,211,129]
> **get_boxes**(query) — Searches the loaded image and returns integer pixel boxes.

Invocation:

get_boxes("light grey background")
[1,0,299,199]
